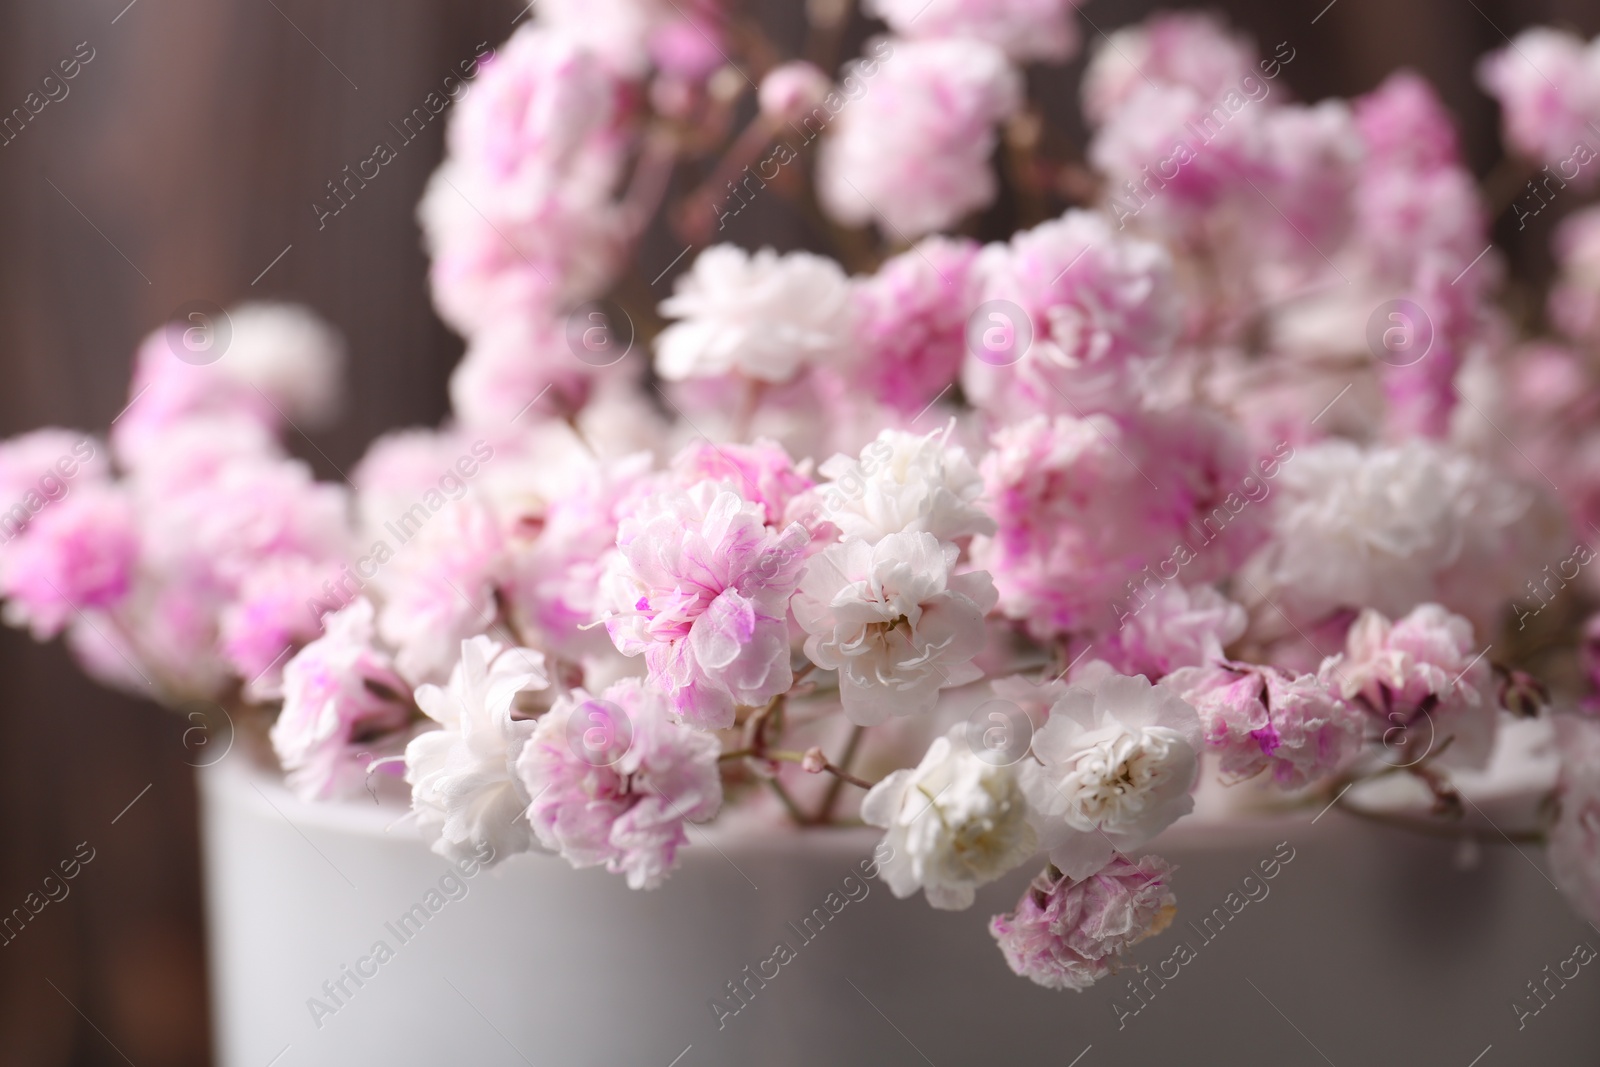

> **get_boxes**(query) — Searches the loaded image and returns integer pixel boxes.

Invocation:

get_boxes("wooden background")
[0,0,1595,1062]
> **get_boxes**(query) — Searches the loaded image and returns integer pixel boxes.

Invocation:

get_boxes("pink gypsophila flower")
[602,480,808,729]
[846,237,980,415]
[1331,604,1497,769]
[1162,661,1362,789]
[422,26,629,335]
[0,430,107,540]
[1082,10,1260,126]
[864,0,1081,63]
[670,438,817,530]
[990,854,1177,991]
[1096,583,1245,681]
[1477,28,1600,179]
[518,677,722,890]
[963,211,1177,419]
[818,38,1022,239]
[270,599,414,802]
[220,556,347,700]
[0,484,137,639]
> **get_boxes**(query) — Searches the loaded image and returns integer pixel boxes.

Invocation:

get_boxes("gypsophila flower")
[1021,670,1202,878]
[405,636,550,865]
[815,427,995,545]
[990,854,1177,991]
[1332,603,1498,770]
[602,479,809,729]
[862,725,1037,909]
[1163,660,1362,789]
[792,533,997,725]
[518,678,722,890]
[271,598,414,802]
[655,245,853,383]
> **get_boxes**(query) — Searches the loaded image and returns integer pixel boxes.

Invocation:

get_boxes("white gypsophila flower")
[862,725,1038,910]
[792,532,998,725]
[654,245,853,383]
[404,636,549,865]
[1020,668,1202,878]
[217,303,346,427]
[1243,438,1549,634]
[816,426,996,544]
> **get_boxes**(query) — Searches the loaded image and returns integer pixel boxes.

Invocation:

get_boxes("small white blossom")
[791,532,997,725]
[862,725,1038,910]
[1244,439,1547,634]
[654,245,853,383]
[1021,669,1202,878]
[816,426,996,544]
[404,636,549,865]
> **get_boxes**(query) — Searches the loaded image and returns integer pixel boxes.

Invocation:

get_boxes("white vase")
[201,722,1599,1066]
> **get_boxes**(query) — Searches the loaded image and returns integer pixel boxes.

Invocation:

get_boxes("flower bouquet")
[7,0,1600,1020]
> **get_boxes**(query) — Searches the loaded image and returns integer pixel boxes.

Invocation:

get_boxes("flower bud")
[759,62,831,124]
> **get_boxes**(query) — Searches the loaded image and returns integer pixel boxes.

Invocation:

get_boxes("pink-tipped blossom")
[1332,604,1498,770]
[422,25,629,337]
[758,61,832,123]
[271,598,415,802]
[0,430,106,525]
[111,306,343,468]
[990,855,1176,991]
[1082,10,1261,126]
[963,211,1177,418]
[974,409,1265,641]
[376,497,508,685]
[602,479,809,729]
[865,0,1081,63]
[1163,660,1362,789]
[220,556,346,700]
[1477,28,1600,179]
[1550,207,1600,344]
[517,678,723,890]
[0,485,138,639]
[818,38,1022,239]
[1096,583,1245,681]
[670,438,817,530]
[449,316,598,428]
[845,237,980,414]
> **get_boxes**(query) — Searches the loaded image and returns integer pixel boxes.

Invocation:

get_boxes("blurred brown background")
[0,0,1596,1062]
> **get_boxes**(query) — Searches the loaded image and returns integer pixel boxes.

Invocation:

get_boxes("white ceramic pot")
[201,725,1599,1067]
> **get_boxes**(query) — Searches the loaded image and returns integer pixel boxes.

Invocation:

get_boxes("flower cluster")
[5,4,1597,993]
